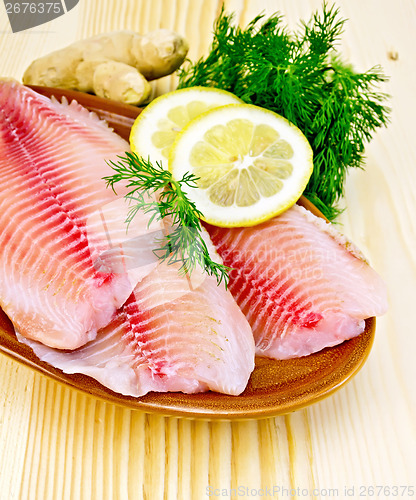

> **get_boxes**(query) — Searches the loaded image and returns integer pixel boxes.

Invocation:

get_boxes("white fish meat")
[0,80,160,349]
[204,204,388,359]
[19,254,256,396]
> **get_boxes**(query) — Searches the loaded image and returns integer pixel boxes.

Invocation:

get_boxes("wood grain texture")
[0,0,415,499]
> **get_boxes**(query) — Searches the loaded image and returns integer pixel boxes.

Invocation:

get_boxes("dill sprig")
[178,2,390,220]
[104,152,230,287]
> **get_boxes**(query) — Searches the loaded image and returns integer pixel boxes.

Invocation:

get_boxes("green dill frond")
[178,2,390,220]
[104,153,230,287]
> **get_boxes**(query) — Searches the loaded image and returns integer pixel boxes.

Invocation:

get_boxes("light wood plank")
[0,1,415,499]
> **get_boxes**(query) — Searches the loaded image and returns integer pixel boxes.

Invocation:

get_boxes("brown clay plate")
[0,86,376,420]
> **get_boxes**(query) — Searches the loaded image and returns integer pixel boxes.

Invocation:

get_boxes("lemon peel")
[129,86,242,168]
[169,104,314,227]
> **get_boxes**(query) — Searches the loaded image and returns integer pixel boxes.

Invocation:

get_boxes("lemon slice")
[169,104,314,227]
[129,86,242,167]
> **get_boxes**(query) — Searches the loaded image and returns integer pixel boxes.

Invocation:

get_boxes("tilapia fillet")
[19,259,256,396]
[205,204,388,360]
[0,80,159,350]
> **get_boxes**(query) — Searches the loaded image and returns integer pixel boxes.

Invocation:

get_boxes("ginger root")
[22,29,189,105]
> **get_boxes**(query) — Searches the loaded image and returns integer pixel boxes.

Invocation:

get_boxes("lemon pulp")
[191,119,296,207]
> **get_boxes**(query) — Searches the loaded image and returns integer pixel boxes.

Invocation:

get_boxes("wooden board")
[0,1,415,498]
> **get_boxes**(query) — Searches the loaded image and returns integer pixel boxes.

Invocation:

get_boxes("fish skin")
[204,204,388,360]
[18,256,256,397]
[0,80,160,349]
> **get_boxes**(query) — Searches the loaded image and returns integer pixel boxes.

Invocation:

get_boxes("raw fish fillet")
[0,80,160,349]
[18,255,255,396]
[204,204,388,360]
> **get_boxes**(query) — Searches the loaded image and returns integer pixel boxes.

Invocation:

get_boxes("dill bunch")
[105,153,230,287]
[178,3,390,220]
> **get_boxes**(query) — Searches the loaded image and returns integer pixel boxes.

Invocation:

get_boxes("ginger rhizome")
[23,30,189,105]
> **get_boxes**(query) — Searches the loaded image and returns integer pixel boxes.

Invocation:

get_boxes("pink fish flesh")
[0,80,160,349]
[19,255,255,396]
[204,204,388,360]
